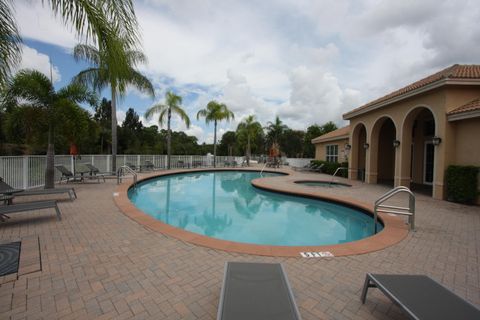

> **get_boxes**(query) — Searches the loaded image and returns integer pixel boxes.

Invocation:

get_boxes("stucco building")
[312,64,480,200]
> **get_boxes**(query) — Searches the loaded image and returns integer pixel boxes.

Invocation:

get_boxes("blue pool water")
[128,171,383,246]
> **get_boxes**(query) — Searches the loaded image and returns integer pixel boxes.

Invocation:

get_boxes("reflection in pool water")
[128,171,382,246]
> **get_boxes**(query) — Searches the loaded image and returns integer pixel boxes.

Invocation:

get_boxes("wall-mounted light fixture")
[393,140,401,148]
[363,143,369,149]
[345,144,352,151]
[432,136,442,146]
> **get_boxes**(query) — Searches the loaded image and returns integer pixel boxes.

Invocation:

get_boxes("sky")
[13,0,480,143]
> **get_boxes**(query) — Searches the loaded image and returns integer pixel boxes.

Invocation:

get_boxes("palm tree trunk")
[111,87,117,174]
[45,122,55,189]
[213,120,217,168]
[167,108,171,169]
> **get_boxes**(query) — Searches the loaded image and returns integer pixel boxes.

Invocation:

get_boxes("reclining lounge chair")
[0,200,61,222]
[0,178,76,201]
[361,273,480,320]
[217,262,301,320]
[55,165,83,183]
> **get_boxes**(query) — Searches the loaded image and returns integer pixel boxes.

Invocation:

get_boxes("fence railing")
[0,154,314,189]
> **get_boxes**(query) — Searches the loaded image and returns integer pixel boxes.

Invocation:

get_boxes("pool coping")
[113,168,409,257]
[293,179,353,187]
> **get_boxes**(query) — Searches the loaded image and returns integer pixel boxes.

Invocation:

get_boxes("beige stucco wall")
[346,85,480,200]
[314,138,349,163]
[453,118,480,166]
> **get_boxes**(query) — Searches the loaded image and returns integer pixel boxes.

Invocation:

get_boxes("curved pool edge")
[293,180,352,187]
[113,168,409,257]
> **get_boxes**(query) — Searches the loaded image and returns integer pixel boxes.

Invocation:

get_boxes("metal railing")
[117,165,137,187]
[330,167,348,185]
[374,186,415,233]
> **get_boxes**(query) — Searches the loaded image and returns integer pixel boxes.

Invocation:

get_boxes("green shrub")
[445,165,479,204]
[311,160,348,177]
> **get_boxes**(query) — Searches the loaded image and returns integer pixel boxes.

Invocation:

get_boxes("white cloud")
[18,45,61,83]
[14,0,480,143]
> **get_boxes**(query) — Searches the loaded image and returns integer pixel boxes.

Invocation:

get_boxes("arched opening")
[350,123,367,181]
[401,107,436,196]
[371,117,397,186]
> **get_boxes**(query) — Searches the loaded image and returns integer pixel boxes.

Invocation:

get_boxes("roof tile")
[345,64,480,117]
[447,98,480,115]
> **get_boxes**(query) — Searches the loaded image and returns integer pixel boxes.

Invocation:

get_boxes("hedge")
[445,165,479,204]
[311,160,348,177]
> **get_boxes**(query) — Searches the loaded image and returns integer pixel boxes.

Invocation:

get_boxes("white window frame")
[325,144,338,163]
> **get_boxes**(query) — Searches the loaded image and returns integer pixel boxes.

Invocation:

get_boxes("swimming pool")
[128,171,383,246]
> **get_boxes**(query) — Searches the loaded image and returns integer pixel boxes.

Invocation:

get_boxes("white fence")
[0,154,314,189]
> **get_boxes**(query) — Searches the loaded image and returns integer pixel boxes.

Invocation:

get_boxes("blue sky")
[14,0,480,142]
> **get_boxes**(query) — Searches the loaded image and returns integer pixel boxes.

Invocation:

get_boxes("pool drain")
[300,251,334,258]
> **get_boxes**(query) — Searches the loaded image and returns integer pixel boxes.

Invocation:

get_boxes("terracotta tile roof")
[344,64,480,118]
[447,98,480,115]
[311,125,350,143]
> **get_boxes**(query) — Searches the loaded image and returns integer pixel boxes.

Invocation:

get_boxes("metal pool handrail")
[374,186,415,233]
[117,165,137,187]
[330,167,348,185]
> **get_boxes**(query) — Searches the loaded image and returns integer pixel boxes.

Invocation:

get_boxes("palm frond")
[0,0,22,87]
[73,44,101,65]
[72,67,107,93]
[127,69,154,97]
[57,82,98,106]
[144,103,166,120]
[7,69,54,107]
[172,105,191,128]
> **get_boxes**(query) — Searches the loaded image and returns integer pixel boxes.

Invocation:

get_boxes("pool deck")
[0,166,479,319]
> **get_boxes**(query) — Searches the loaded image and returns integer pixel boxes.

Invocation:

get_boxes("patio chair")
[140,160,155,171]
[54,165,83,183]
[217,262,302,320]
[83,163,108,180]
[76,163,105,182]
[0,178,76,201]
[361,273,480,320]
[125,162,137,171]
[0,200,61,222]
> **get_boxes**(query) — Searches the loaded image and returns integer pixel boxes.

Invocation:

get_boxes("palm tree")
[0,0,140,87]
[73,38,154,173]
[197,101,234,167]
[265,116,288,146]
[5,69,97,188]
[237,115,262,165]
[145,91,190,169]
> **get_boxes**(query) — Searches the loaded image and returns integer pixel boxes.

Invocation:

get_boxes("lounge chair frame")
[361,273,480,320]
[0,178,76,201]
[217,262,301,320]
[0,200,61,221]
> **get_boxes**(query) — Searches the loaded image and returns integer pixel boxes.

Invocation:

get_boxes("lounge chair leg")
[54,204,62,220]
[361,274,373,303]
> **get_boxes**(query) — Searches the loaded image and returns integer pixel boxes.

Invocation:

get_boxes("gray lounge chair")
[0,200,61,222]
[140,160,155,171]
[125,162,137,171]
[361,273,480,320]
[0,178,76,201]
[77,163,105,182]
[217,262,301,320]
[55,165,83,183]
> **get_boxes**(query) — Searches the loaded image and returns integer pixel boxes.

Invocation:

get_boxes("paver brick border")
[114,168,408,257]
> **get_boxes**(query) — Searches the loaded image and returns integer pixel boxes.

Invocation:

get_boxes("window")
[326,145,338,163]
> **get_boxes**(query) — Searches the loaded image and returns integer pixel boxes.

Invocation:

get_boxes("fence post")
[23,156,28,189]
[107,155,111,173]
[137,155,140,168]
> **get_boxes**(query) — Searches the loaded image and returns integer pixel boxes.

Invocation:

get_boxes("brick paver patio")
[0,168,478,319]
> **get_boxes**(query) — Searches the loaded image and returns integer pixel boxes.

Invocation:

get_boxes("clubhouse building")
[312,64,480,200]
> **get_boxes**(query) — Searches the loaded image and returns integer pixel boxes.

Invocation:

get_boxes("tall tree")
[0,0,140,87]
[5,69,97,188]
[145,91,190,169]
[73,37,154,173]
[94,98,112,153]
[237,115,262,165]
[265,116,288,147]
[197,101,234,167]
